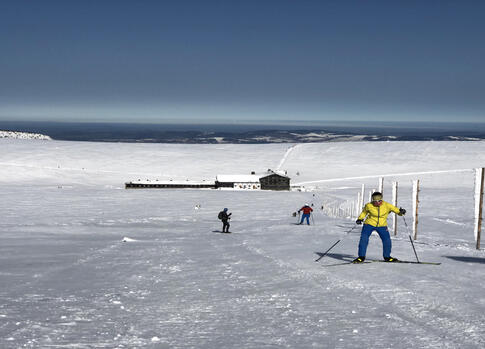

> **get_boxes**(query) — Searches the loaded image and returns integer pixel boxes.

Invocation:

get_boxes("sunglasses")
[372,200,383,203]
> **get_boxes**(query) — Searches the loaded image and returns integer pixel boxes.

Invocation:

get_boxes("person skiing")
[298,204,313,225]
[353,192,406,263]
[218,208,232,233]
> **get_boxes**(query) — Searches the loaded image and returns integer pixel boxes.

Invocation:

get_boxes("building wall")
[260,174,290,191]
[234,182,261,190]
[215,181,234,188]
[125,183,215,189]
[125,174,290,191]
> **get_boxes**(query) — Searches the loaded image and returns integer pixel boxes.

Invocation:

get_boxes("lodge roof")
[260,172,290,179]
[216,171,289,183]
[131,179,216,185]
[216,175,261,183]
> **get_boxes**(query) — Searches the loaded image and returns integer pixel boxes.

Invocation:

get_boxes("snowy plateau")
[1,138,485,348]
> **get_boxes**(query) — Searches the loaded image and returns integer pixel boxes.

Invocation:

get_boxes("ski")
[322,260,441,266]
[322,261,372,267]
[368,259,441,265]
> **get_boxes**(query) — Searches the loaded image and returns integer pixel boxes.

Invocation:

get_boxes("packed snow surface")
[1,138,485,348]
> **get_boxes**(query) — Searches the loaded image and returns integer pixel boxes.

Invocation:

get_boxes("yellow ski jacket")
[358,201,401,227]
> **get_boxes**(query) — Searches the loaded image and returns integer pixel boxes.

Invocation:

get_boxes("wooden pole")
[392,181,398,236]
[356,191,361,217]
[378,177,384,195]
[412,180,420,240]
[479,169,484,249]
[474,168,484,249]
[360,184,365,210]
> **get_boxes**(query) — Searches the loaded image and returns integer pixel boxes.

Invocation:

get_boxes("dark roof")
[260,173,290,180]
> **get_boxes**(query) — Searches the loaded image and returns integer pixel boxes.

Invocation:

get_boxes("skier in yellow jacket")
[353,192,406,263]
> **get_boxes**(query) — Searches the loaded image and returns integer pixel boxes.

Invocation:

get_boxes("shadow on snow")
[443,256,485,264]
[314,252,355,262]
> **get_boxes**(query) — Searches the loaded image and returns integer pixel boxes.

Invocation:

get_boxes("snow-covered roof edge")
[128,179,215,185]
[216,175,261,183]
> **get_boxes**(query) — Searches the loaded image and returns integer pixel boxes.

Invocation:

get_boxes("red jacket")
[299,206,313,214]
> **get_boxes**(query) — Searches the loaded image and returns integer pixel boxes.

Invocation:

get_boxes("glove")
[399,208,406,216]
[356,219,363,225]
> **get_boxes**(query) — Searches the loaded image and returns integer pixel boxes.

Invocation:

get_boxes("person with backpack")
[218,208,232,233]
[352,192,406,263]
[298,204,313,225]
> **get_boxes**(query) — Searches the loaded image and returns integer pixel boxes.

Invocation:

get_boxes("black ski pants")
[222,220,230,232]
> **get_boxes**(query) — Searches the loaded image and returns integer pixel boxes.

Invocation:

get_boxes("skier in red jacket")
[298,204,313,225]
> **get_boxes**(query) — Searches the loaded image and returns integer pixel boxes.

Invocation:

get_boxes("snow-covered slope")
[0,130,51,140]
[1,139,484,187]
[1,138,485,348]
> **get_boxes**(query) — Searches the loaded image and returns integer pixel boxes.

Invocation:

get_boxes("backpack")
[218,211,223,220]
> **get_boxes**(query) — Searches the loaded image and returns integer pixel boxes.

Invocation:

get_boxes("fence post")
[474,168,484,249]
[392,181,398,236]
[356,191,362,217]
[412,180,420,240]
[360,184,365,210]
[369,189,376,202]
[378,177,384,195]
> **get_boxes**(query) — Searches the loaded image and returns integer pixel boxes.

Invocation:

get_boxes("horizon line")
[1,119,485,126]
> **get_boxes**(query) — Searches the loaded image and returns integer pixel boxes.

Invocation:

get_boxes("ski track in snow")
[0,161,163,178]
[294,168,473,186]
[432,217,467,226]
[2,191,485,348]
[240,230,484,349]
[275,144,298,171]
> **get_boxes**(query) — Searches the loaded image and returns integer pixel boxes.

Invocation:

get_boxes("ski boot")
[384,257,399,262]
[352,256,366,263]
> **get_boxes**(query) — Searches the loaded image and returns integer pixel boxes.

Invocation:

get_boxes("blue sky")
[0,0,484,124]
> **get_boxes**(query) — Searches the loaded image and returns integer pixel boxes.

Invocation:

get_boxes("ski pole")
[315,224,358,262]
[402,216,420,263]
[311,213,315,225]
[315,239,341,262]
[345,224,358,235]
[408,235,420,263]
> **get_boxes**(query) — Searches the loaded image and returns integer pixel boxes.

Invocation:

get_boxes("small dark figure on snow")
[218,208,232,233]
[298,204,313,225]
[353,192,406,263]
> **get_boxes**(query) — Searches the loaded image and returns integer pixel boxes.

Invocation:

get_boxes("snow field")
[1,139,485,348]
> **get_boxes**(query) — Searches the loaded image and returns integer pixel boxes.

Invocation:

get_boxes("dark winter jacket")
[219,211,231,221]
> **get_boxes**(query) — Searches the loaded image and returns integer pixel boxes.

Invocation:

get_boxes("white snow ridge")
[0,130,51,140]
[1,138,485,348]
[122,237,137,242]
